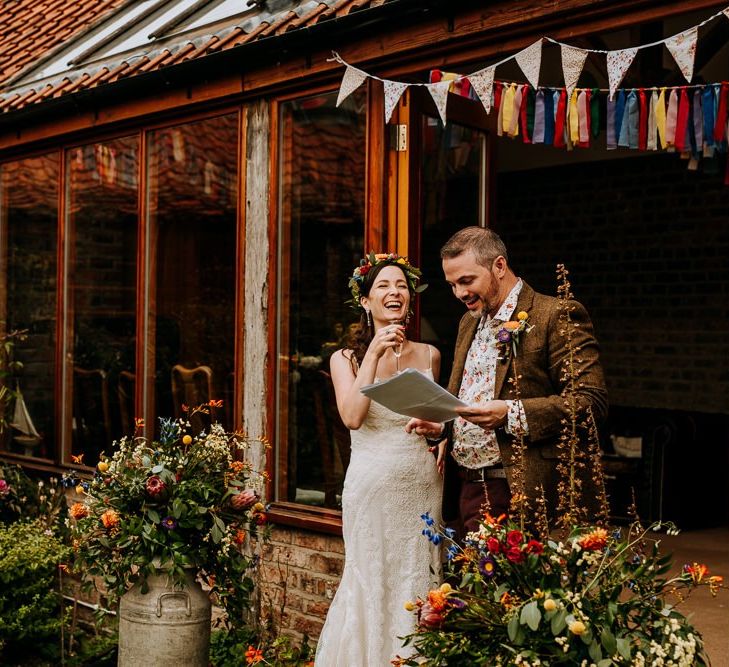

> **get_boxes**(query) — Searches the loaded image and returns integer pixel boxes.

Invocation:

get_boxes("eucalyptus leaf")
[616,637,632,661]
[520,600,541,631]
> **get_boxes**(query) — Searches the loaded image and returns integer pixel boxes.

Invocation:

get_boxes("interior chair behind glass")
[171,364,214,433]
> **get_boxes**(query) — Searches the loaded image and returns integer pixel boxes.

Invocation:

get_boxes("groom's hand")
[456,400,508,430]
[405,418,444,439]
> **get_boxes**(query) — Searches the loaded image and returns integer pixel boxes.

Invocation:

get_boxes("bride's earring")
[365,309,372,329]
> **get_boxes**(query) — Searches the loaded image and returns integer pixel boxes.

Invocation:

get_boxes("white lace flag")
[724,8,729,20]
[336,65,367,107]
[469,67,496,114]
[427,80,451,125]
[607,47,638,100]
[515,39,543,89]
[561,44,588,95]
[383,80,409,123]
[665,27,698,83]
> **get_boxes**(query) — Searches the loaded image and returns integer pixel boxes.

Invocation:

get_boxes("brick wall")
[259,526,344,642]
[495,152,729,415]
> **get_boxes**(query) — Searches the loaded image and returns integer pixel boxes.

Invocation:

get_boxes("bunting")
[427,80,451,125]
[515,39,543,90]
[383,80,409,122]
[469,67,496,114]
[336,65,367,107]
[665,27,698,83]
[607,48,638,100]
[561,45,589,95]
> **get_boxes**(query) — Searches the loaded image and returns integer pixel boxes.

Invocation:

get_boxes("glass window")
[146,114,238,434]
[65,137,139,463]
[277,90,366,508]
[0,154,59,460]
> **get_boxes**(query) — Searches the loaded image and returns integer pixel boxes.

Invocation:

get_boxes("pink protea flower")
[145,475,167,498]
[230,489,258,511]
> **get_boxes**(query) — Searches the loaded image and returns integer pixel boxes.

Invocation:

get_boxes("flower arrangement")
[68,415,269,621]
[347,252,426,313]
[402,514,724,666]
[496,310,533,363]
[398,265,725,666]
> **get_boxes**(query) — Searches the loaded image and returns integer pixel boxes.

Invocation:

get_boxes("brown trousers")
[458,477,511,538]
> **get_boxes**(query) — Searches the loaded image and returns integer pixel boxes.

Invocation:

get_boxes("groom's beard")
[468,307,483,319]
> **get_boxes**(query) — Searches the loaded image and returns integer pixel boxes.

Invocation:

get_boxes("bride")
[315,253,444,666]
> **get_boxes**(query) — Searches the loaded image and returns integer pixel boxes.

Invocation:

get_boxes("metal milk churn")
[118,570,211,666]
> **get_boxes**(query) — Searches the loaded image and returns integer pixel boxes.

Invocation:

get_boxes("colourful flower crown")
[347,252,427,313]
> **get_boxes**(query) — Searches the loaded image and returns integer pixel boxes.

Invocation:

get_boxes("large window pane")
[66,138,139,463]
[0,154,58,460]
[277,91,366,508]
[147,114,238,433]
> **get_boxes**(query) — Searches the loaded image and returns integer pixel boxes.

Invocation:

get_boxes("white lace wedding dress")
[315,370,443,667]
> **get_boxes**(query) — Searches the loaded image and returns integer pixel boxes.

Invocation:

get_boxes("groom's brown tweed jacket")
[442,281,608,523]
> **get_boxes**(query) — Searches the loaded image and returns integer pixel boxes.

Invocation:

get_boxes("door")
[388,86,494,384]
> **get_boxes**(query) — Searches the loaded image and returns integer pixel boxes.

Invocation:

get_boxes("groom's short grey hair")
[440,226,508,267]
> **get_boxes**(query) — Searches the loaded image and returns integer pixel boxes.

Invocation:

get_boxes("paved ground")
[658,526,729,666]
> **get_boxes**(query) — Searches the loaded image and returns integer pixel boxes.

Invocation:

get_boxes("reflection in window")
[147,114,238,433]
[66,138,139,462]
[0,154,59,460]
[278,91,366,508]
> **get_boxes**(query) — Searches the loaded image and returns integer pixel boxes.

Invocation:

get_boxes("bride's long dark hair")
[343,261,413,374]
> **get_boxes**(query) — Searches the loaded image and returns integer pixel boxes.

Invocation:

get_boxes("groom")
[407,226,608,536]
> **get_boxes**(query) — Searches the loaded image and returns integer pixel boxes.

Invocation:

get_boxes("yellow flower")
[569,620,587,635]
[97,461,109,473]
[543,598,557,612]
[182,435,193,446]
[404,601,416,611]
[517,311,529,320]
[75,484,86,495]
[439,583,453,594]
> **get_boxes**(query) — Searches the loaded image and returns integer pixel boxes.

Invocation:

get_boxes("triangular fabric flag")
[427,80,451,125]
[561,44,588,95]
[383,80,409,123]
[665,27,698,83]
[723,8,729,20]
[469,67,496,114]
[336,65,367,107]
[607,47,638,100]
[515,39,543,90]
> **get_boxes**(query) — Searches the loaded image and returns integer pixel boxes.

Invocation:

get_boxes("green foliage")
[69,417,268,624]
[0,519,70,663]
[210,628,314,666]
[401,517,724,666]
[0,462,68,534]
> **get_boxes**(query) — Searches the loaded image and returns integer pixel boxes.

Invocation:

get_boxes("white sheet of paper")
[360,368,466,422]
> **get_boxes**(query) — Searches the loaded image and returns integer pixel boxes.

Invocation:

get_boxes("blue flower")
[479,555,497,578]
[446,545,459,561]
[444,527,456,539]
[448,597,466,610]
[420,512,435,527]
[431,534,442,545]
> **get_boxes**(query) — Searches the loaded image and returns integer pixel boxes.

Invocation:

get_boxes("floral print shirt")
[452,279,528,469]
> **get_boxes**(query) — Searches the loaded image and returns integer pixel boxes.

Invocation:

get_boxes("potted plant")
[68,412,268,666]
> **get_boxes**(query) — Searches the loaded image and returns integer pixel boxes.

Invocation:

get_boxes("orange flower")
[245,645,264,664]
[134,417,144,429]
[708,575,724,596]
[101,509,120,530]
[578,527,608,551]
[685,562,709,584]
[208,399,223,408]
[427,589,448,612]
[483,512,507,526]
[500,591,513,609]
[230,461,247,474]
[502,320,521,331]
[233,528,247,545]
[70,502,89,519]
[71,453,84,465]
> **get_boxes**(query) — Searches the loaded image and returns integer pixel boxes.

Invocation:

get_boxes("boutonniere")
[496,311,533,362]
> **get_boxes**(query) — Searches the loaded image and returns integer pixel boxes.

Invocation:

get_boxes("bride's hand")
[436,440,446,475]
[367,324,405,359]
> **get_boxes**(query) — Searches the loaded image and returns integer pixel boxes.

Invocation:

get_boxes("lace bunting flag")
[561,44,588,95]
[427,80,451,125]
[665,27,698,83]
[607,47,638,100]
[336,65,367,107]
[515,39,543,90]
[384,81,409,122]
[469,67,495,114]
[724,8,729,20]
